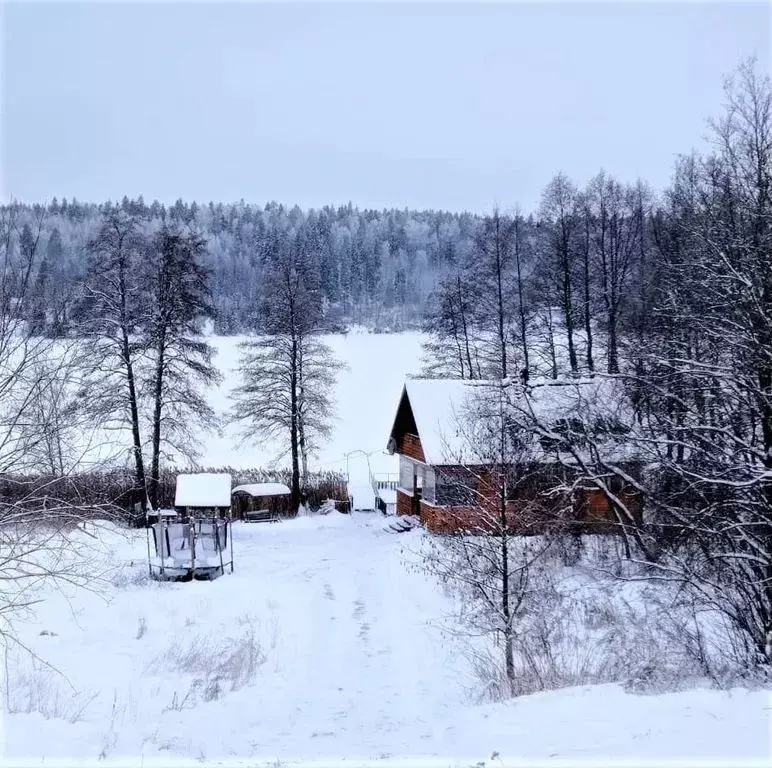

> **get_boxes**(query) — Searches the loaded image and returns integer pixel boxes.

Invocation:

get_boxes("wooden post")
[159,514,166,578]
[217,517,225,576]
[229,519,234,574]
[189,519,196,577]
[145,514,152,578]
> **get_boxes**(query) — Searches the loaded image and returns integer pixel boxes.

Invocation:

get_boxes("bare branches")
[230,237,343,511]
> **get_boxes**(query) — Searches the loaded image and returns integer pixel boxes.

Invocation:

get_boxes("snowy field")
[2,514,770,765]
[199,331,425,483]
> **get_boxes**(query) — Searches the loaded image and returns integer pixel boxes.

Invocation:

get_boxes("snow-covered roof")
[401,379,491,465]
[148,508,178,517]
[392,377,633,466]
[232,482,291,497]
[174,473,232,507]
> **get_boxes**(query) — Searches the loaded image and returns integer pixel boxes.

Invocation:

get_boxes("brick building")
[386,378,643,535]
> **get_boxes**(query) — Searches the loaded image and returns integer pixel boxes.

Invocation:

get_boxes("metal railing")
[371,472,399,493]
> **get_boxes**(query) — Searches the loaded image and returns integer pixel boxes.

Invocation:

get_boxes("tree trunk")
[457,276,475,379]
[123,331,147,517]
[494,215,508,379]
[514,220,529,378]
[561,243,578,373]
[149,333,166,510]
[118,257,146,517]
[298,413,309,488]
[546,306,558,380]
[289,334,301,514]
[607,310,619,374]
[582,214,594,373]
[297,342,309,485]
[500,478,515,691]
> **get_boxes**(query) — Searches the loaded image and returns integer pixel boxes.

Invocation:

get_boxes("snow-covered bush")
[425,532,759,702]
[150,616,266,710]
[3,647,99,723]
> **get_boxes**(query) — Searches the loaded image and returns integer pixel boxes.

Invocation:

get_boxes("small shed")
[376,487,397,516]
[232,482,292,522]
[174,473,232,519]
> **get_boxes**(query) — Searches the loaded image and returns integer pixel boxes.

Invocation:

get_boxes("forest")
[4,196,481,334]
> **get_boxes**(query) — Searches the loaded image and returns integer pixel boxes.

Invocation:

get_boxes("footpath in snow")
[1,513,770,764]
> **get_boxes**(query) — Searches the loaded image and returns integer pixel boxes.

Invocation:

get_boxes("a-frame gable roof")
[388,379,488,465]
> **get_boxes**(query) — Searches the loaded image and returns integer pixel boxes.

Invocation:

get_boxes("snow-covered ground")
[2,332,771,763]
[2,515,770,764]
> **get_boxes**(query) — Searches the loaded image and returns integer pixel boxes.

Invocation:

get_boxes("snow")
[2,515,770,763]
[232,482,291,497]
[2,332,770,762]
[174,472,232,508]
[349,483,376,510]
[202,331,426,486]
[377,488,397,505]
[401,378,488,464]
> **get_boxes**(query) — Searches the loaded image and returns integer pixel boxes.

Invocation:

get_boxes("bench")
[244,508,279,523]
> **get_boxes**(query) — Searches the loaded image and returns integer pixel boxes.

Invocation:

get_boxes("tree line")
[7,198,481,335]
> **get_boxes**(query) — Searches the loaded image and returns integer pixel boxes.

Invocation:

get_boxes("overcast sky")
[2,2,769,213]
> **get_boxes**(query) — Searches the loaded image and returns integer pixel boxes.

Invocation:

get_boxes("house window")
[399,456,415,494]
[435,468,477,506]
[422,467,436,504]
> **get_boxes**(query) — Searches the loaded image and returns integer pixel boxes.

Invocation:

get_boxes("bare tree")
[540,175,580,374]
[517,63,772,670]
[421,272,481,379]
[0,204,118,657]
[231,240,341,510]
[75,208,149,516]
[420,381,557,694]
[142,224,221,509]
[584,172,644,374]
[623,62,772,665]
[472,210,516,379]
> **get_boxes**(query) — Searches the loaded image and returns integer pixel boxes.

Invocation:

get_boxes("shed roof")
[175,473,232,508]
[232,482,291,497]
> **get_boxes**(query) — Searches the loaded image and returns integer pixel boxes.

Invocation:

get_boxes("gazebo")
[231,482,292,522]
[147,473,234,581]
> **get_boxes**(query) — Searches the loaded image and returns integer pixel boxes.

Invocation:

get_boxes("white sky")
[2,1,770,213]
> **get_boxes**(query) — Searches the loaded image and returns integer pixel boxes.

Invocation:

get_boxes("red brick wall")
[397,462,644,537]
[397,433,426,463]
[418,502,486,533]
[396,489,413,517]
[574,488,643,533]
[416,482,643,537]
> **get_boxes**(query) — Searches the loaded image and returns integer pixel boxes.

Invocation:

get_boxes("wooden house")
[386,378,643,535]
